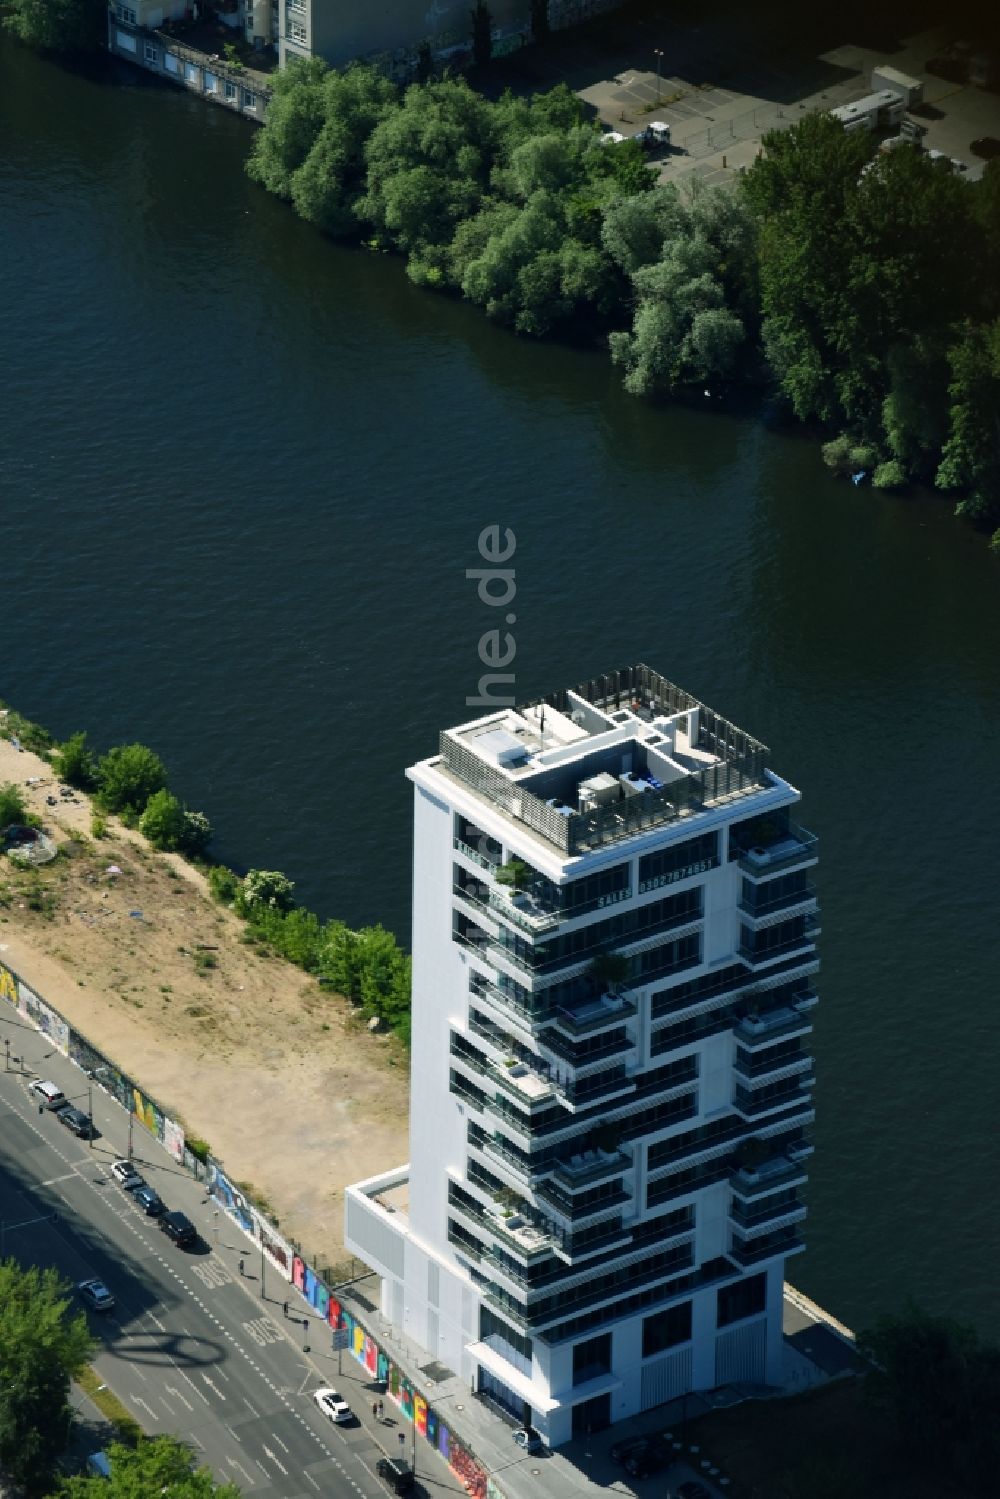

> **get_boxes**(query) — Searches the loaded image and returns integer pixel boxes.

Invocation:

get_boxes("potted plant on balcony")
[589,951,630,996]
[495,857,533,896]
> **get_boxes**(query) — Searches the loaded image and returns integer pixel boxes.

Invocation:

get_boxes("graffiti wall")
[0,960,17,1007]
[17,980,70,1054]
[209,1162,294,1279]
[325,1295,491,1499]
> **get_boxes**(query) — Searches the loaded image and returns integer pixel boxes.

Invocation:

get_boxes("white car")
[28,1079,66,1110]
[313,1387,352,1424]
[78,1278,115,1313]
[110,1159,141,1188]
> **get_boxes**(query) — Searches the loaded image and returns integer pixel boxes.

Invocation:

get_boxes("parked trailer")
[871,65,923,109]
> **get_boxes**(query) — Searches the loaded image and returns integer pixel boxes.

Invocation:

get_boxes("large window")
[573,1332,611,1385]
[642,1299,691,1357]
[639,832,719,892]
[717,1271,766,1328]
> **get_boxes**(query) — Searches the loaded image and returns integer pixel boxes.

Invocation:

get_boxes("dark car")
[159,1210,196,1247]
[611,1433,652,1464]
[56,1104,96,1139]
[626,1437,673,1479]
[129,1183,164,1216]
[677,1484,710,1499]
[375,1457,414,1494]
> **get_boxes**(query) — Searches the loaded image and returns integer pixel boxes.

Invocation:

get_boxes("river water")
[1,41,998,1338]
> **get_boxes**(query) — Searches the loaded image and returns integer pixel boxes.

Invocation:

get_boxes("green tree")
[859,1304,1000,1494]
[289,65,398,237]
[319,920,362,1000]
[935,318,1000,524]
[96,744,168,815]
[470,1,492,69]
[180,809,212,856]
[4,0,105,52]
[52,732,98,792]
[356,925,412,1041]
[360,78,498,279]
[0,782,28,830]
[0,1260,92,1494]
[741,114,873,424]
[139,790,188,852]
[54,1434,242,1497]
[235,869,296,916]
[246,58,330,200]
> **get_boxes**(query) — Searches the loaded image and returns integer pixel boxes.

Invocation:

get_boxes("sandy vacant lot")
[0,732,408,1273]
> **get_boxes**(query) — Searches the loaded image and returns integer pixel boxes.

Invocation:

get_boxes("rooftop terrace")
[438,665,770,856]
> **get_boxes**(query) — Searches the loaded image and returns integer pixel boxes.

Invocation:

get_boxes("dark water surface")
[2,42,998,1338]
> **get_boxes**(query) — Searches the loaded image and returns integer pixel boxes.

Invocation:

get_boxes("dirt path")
[0,733,409,1270]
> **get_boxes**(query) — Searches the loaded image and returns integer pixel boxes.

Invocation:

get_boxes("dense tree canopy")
[248,63,1000,537]
[859,1305,1000,1496]
[0,1261,92,1495]
[96,743,169,815]
[3,0,105,52]
[54,1435,242,1497]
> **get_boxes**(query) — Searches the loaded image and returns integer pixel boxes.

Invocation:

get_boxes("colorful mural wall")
[324,1293,491,1499]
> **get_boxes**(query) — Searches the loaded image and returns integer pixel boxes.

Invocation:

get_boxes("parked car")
[678,1483,711,1499]
[611,1433,652,1464]
[56,1104,96,1138]
[28,1079,66,1110]
[77,1278,115,1313]
[640,120,672,150]
[110,1159,141,1188]
[512,1426,543,1453]
[313,1387,352,1424]
[129,1183,164,1216]
[626,1437,673,1479]
[159,1210,196,1247]
[375,1456,415,1493]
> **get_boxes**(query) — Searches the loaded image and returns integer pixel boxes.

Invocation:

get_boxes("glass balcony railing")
[735,825,818,877]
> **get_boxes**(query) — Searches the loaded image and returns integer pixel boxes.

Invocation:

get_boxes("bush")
[0,703,53,756]
[139,790,187,851]
[872,459,908,490]
[181,808,212,856]
[96,743,168,814]
[207,865,239,905]
[0,783,28,830]
[52,731,98,790]
[90,812,107,839]
[186,1136,211,1163]
[235,869,296,916]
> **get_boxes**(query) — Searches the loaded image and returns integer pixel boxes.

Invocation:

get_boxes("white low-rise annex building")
[346,664,818,1448]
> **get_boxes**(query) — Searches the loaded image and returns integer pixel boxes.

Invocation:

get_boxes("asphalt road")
[0,1017,449,1498]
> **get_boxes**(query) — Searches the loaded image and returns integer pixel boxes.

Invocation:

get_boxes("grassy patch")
[76,1365,142,1444]
[686,1377,969,1499]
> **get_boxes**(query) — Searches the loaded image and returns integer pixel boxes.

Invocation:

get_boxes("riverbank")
[0,734,408,1270]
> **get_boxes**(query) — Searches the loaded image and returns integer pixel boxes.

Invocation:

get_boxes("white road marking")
[271,1434,290,1455]
[200,1371,227,1402]
[261,1444,289,1477]
[39,1171,77,1187]
[303,1474,321,1490]
[225,1456,256,1488]
[131,1395,159,1422]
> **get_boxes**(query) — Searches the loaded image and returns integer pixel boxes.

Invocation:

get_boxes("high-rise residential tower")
[346,666,818,1448]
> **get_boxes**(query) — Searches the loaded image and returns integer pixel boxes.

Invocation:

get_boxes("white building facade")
[346,665,818,1448]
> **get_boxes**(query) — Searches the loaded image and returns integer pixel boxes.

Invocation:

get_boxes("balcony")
[729,1226,804,1266]
[734,997,815,1048]
[729,1193,807,1239]
[454,836,501,872]
[739,922,819,969]
[448,1181,560,1259]
[729,1154,808,1199]
[549,992,637,1037]
[738,885,818,930]
[733,1075,814,1121]
[489,888,560,936]
[734,1048,813,1089]
[549,1147,631,1190]
[736,825,818,878]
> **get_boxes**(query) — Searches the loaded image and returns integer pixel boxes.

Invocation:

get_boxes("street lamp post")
[260,1240,266,1299]
[127,1107,134,1163]
[4,1038,9,1073]
[654,48,664,104]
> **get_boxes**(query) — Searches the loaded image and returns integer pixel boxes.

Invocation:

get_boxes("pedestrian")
[372,1401,379,1421]
[283,1300,289,1318]
[238,1257,245,1276]
[378,1399,384,1420]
